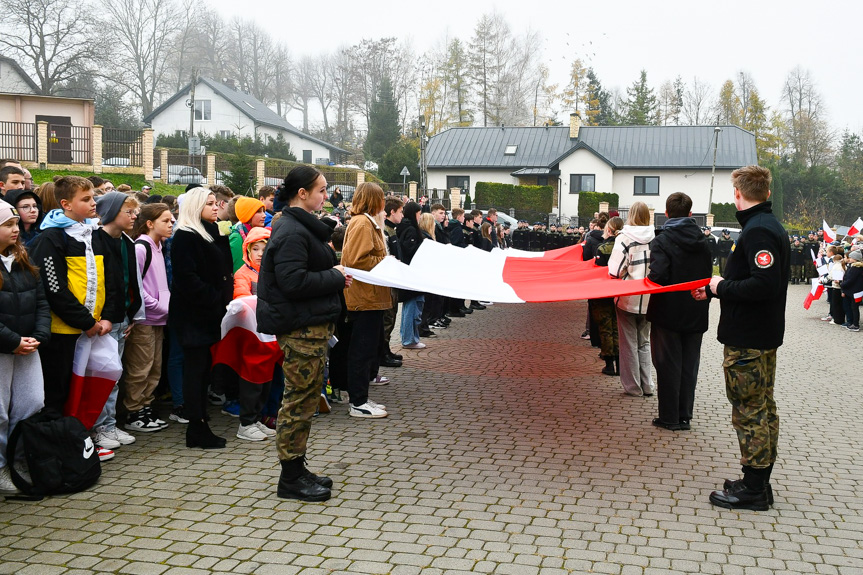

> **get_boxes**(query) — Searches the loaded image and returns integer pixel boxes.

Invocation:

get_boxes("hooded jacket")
[840,260,863,296]
[608,224,656,314]
[256,207,343,335]
[3,189,43,247]
[583,228,604,261]
[0,254,51,353]
[233,226,271,299]
[135,233,170,326]
[30,210,118,334]
[646,217,713,334]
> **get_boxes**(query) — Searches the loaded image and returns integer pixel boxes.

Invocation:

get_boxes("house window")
[446,176,470,192]
[634,176,660,195]
[569,174,595,193]
[218,130,232,139]
[302,149,312,163]
[504,145,517,156]
[194,100,211,121]
[537,176,549,186]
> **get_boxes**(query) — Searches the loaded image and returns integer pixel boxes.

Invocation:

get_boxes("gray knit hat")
[95,191,128,225]
[0,200,19,227]
[850,250,862,262]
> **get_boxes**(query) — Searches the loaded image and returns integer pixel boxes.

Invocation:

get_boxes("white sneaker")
[349,402,388,418]
[92,429,121,449]
[402,342,426,349]
[254,421,276,438]
[237,423,268,441]
[478,301,493,306]
[97,447,115,462]
[0,466,20,495]
[370,376,390,386]
[367,399,387,410]
[101,427,135,449]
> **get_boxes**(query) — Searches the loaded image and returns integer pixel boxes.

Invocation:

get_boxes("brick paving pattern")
[2,284,862,574]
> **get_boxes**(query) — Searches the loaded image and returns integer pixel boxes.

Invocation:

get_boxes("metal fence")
[381,182,408,197]
[161,153,208,186]
[48,124,90,164]
[102,128,144,167]
[0,121,36,163]
[427,187,451,209]
[321,171,358,202]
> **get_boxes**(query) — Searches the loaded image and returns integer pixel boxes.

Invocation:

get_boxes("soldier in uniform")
[693,165,789,511]
[803,231,820,279]
[717,229,734,276]
[546,224,560,250]
[512,220,528,250]
[527,222,540,251]
[537,223,548,251]
[789,237,805,284]
[703,226,719,265]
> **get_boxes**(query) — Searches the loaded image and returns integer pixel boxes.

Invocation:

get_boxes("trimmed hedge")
[710,202,737,223]
[474,182,554,213]
[577,191,619,222]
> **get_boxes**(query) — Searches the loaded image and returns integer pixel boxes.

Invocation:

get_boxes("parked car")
[102,157,130,167]
[481,210,519,229]
[153,165,206,185]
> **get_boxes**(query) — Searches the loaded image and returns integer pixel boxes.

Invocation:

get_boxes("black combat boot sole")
[709,490,769,511]
[723,479,774,506]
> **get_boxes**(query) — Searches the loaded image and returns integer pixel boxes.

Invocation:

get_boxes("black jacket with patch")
[716,201,790,349]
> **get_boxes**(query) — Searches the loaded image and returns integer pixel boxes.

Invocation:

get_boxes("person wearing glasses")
[93,192,146,453]
[3,188,43,247]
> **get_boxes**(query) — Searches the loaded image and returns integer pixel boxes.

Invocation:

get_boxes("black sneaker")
[142,406,168,428]
[169,406,190,424]
[125,410,162,433]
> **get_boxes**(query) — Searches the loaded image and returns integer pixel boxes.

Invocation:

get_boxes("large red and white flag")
[823,220,836,243]
[211,296,283,384]
[346,241,709,304]
[65,334,124,428]
[848,217,863,237]
[803,278,825,310]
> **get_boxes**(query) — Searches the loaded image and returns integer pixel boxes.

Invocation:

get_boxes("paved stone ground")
[2,285,862,574]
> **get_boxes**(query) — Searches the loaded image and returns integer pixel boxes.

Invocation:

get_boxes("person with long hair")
[123,203,176,431]
[396,202,426,349]
[341,183,391,419]
[0,200,50,495]
[479,222,493,251]
[594,216,623,375]
[35,182,59,214]
[419,212,436,240]
[608,202,656,396]
[257,166,351,501]
[170,188,233,449]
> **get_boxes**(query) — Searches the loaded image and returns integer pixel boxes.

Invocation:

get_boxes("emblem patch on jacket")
[755,250,774,268]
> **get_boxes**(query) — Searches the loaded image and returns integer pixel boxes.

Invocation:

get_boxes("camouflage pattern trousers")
[722,346,779,469]
[276,323,334,462]
[590,298,619,358]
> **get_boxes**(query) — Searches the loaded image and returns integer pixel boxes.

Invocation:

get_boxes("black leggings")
[182,346,213,421]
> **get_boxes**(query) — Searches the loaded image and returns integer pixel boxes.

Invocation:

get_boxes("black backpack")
[6,410,101,499]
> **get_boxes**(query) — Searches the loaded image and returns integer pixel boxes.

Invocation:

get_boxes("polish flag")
[823,221,836,243]
[803,278,825,310]
[848,217,863,237]
[346,241,710,304]
[811,249,829,276]
[856,291,863,304]
[211,296,283,384]
[65,334,124,429]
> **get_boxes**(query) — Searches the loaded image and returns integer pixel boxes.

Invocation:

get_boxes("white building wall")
[557,148,615,221]
[150,83,334,162]
[610,169,736,213]
[0,62,37,95]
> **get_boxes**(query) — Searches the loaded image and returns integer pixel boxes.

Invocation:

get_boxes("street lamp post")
[708,126,722,215]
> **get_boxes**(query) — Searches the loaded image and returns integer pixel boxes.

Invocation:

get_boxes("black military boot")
[601,357,616,376]
[710,466,770,511]
[723,478,774,506]
[302,456,334,488]
[186,420,226,449]
[278,458,331,501]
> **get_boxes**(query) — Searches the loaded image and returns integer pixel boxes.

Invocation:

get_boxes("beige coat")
[342,214,391,311]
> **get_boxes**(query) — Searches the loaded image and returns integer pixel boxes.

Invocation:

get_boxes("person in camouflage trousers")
[693,165,789,511]
[789,237,805,284]
[276,325,334,462]
[593,217,623,375]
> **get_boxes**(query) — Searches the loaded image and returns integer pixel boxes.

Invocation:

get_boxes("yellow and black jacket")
[30,225,119,334]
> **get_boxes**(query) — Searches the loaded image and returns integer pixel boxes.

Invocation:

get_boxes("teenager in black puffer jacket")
[170,188,233,450]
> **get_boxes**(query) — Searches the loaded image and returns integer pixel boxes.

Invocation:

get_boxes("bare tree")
[0,0,103,95]
[100,0,182,116]
[782,66,833,166]
[238,21,277,104]
[270,44,293,118]
[308,53,336,136]
[682,76,714,125]
[331,47,356,147]
[291,56,316,133]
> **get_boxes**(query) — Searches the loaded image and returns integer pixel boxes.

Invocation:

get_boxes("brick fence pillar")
[408,181,417,201]
[255,159,265,193]
[159,149,169,184]
[356,171,365,186]
[142,129,153,180]
[649,208,655,227]
[207,154,217,187]
[92,125,103,173]
[450,187,461,209]
[36,121,48,167]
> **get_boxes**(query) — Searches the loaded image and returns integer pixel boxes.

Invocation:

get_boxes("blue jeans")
[400,295,424,346]
[94,319,129,431]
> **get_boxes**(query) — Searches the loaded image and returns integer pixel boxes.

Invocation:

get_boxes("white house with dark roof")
[144,77,346,164]
[426,115,757,221]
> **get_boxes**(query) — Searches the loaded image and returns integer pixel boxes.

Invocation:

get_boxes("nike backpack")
[6,410,102,499]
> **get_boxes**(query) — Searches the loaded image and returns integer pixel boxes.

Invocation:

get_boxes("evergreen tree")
[365,76,400,162]
[445,38,473,126]
[378,139,420,183]
[623,70,657,125]
[584,68,615,126]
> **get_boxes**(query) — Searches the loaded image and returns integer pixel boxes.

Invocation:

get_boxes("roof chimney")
[225,78,236,90]
[569,113,581,139]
